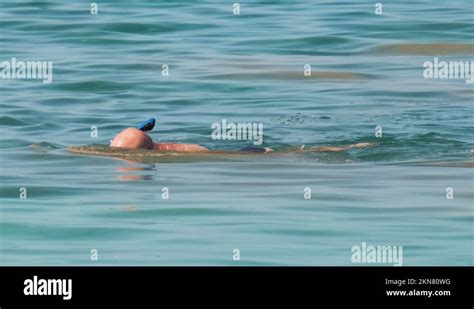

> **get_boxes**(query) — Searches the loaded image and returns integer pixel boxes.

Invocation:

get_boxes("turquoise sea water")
[0,1,473,265]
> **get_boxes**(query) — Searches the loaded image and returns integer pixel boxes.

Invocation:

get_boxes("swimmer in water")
[110,118,213,152]
[109,118,371,153]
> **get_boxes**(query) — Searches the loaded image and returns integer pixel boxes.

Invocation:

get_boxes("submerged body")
[69,120,372,162]
[110,127,274,153]
[109,127,370,154]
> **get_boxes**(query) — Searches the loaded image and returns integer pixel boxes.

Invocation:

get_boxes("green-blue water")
[1,0,473,265]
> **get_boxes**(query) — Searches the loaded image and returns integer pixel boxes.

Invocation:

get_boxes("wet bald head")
[110,128,153,149]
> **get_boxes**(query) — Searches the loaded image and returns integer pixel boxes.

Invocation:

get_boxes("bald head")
[110,128,153,149]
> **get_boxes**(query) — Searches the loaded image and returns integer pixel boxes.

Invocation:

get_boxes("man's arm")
[312,142,372,152]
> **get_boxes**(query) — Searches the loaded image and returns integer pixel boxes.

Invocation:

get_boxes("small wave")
[241,35,350,49]
[204,71,370,81]
[397,161,474,168]
[54,81,132,92]
[101,22,212,35]
[0,116,28,126]
[369,43,474,55]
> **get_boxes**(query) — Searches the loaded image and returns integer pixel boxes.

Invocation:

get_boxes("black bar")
[0,267,472,306]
